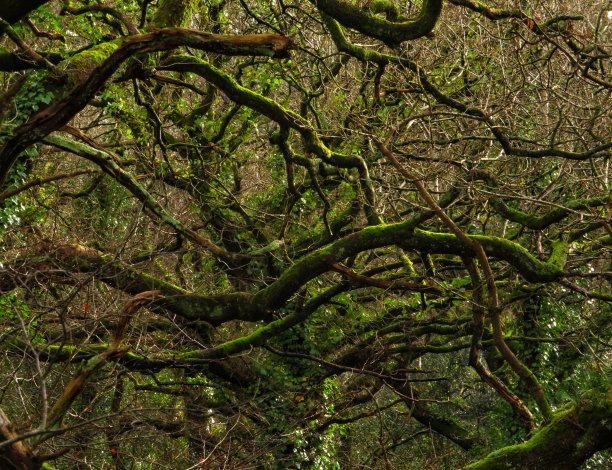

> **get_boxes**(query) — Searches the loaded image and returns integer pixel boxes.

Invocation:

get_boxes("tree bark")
[0,408,39,470]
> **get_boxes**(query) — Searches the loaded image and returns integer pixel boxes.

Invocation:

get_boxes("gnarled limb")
[313,0,443,46]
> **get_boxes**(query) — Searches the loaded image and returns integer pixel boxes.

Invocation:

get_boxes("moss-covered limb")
[369,0,402,21]
[491,307,554,422]
[255,221,565,314]
[465,258,536,428]
[312,0,443,46]
[0,30,295,186]
[381,140,553,423]
[0,244,261,326]
[547,239,568,270]
[3,215,565,329]
[590,233,611,248]
[323,12,499,136]
[44,132,250,266]
[152,0,197,28]
[13,340,176,372]
[290,200,361,255]
[408,230,565,282]
[194,284,347,359]
[57,245,190,297]
[465,394,612,470]
[162,56,382,225]
[162,55,310,131]
[253,220,416,310]
[411,403,478,450]
[488,195,612,230]
[567,222,605,243]
[160,56,351,167]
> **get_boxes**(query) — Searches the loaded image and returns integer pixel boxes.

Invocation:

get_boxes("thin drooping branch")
[60,5,139,35]
[464,257,535,428]
[0,169,94,203]
[45,131,251,266]
[377,140,554,422]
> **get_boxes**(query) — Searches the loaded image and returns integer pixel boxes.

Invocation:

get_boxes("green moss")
[490,194,612,230]
[465,395,612,469]
[152,0,198,27]
[316,0,443,46]
[408,230,564,282]
[199,311,307,359]
[547,239,568,270]
[369,0,401,21]
[63,40,120,83]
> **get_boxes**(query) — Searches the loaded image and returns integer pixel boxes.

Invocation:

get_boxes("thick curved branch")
[313,0,443,46]
[1,213,567,329]
[0,29,295,185]
[379,140,553,421]
[473,170,612,231]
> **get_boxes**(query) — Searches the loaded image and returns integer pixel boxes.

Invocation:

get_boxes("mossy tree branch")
[0,29,295,185]
[312,0,444,46]
[160,55,383,224]
[465,394,612,470]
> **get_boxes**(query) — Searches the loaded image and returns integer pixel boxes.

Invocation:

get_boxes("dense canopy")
[0,1,610,468]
